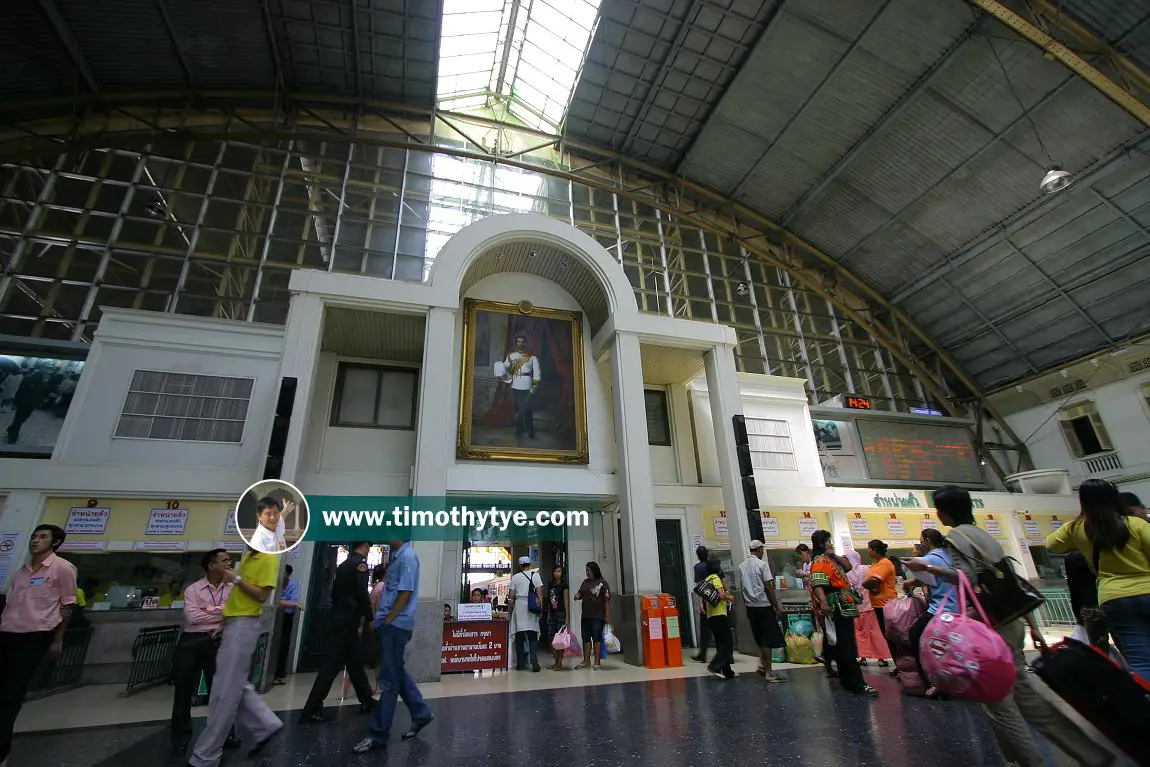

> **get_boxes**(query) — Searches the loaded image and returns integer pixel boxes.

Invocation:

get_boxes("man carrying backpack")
[905,486,1113,767]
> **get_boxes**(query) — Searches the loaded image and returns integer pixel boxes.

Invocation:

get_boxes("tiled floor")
[9,632,1127,767]
[12,667,1014,767]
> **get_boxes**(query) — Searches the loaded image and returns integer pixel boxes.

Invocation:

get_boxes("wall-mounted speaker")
[262,377,298,480]
[742,477,759,511]
[737,444,754,477]
[732,414,748,446]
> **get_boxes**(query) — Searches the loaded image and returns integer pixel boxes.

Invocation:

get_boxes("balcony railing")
[1078,451,1122,475]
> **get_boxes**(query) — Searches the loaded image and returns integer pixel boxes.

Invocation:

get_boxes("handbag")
[692,577,721,607]
[947,527,1043,627]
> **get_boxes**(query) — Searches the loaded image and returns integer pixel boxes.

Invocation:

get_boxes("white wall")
[445,272,618,496]
[297,352,416,496]
[1002,372,1150,488]
[647,386,679,484]
[54,310,284,472]
[690,372,824,490]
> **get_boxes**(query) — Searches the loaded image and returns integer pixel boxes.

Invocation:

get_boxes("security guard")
[298,541,377,723]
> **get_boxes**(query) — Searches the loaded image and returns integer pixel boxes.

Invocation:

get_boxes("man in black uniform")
[298,542,377,723]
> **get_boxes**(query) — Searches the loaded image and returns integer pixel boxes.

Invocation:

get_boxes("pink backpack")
[920,569,1015,704]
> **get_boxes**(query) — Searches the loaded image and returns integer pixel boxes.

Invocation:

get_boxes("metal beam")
[1090,187,1150,241]
[889,133,1150,303]
[1001,237,1113,344]
[939,276,1040,373]
[730,0,893,199]
[965,0,1150,128]
[837,70,1079,268]
[36,0,100,93]
[780,17,984,227]
[155,0,195,88]
[349,0,363,98]
[1026,0,1150,98]
[618,0,705,156]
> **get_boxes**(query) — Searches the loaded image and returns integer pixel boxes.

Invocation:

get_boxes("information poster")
[761,516,780,538]
[713,515,728,538]
[691,535,704,552]
[984,518,1003,538]
[224,509,239,537]
[849,518,870,537]
[146,508,189,536]
[1050,518,1064,531]
[136,541,187,551]
[65,507,111,534]
[0,532,20,588]
[457,603,493,621]
[886,518,906,537]
[442,620,508,673]
[921,517,939,530]
[798,517,818,537]
[1023,519,1042,540]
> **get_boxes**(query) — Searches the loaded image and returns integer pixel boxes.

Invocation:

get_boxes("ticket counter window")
[64,552,223,609]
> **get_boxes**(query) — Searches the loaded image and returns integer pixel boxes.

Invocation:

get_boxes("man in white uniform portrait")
[249,496,292,553]
[495,334,541,440]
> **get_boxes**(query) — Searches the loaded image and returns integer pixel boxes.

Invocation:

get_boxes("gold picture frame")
[457,298,589,464]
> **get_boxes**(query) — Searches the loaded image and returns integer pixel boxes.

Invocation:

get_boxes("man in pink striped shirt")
[170,549,239,754]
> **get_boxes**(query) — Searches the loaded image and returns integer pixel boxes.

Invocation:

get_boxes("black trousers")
[170,631,231,743]
[832,615,867,693]
[706,614,735,676]
[275,612,295,679]
[6,405,33,443]
[0,629,54,761]
[303,622,373,713]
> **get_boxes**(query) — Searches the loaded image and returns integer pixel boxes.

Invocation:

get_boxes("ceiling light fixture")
[735,282,749,296]
[1040,165,1073,195]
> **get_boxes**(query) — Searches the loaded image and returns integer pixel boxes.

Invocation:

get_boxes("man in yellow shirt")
[185,547,283,767]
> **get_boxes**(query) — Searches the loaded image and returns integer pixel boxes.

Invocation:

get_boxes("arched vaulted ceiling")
[1,0,1149,401]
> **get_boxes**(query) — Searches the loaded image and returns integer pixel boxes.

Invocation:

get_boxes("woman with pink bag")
[906,486,1115,767]
[543,565,571,670]
[844,549,892,670]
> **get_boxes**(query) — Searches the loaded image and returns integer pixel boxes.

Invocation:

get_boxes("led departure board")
[855,420,982,484]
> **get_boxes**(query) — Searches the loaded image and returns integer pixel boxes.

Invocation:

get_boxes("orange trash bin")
[659,594,683,667]
[640,595,666,669]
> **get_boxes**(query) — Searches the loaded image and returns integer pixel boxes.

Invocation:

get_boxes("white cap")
[519,556,532,565]
[749,540,764,550]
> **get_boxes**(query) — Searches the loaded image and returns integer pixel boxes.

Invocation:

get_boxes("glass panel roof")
[437,0,601,132]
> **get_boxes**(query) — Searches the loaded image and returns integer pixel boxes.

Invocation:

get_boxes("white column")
[277,292,325,486]
[610,331,661,594]
[0,492,45,591]
[829,510,853,555]
[1002,513,1038,580]
[412,307,456,600]
[703,344,751,574]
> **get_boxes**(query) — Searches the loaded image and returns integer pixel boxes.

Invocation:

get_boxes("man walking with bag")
[351,539,433,754]
[906,486,1113,767]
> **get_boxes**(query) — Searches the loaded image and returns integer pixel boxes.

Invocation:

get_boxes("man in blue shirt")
[351,540,433,754]
[273,565,302,685]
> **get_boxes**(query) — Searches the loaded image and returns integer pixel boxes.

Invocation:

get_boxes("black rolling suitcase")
[1032,637,1150,766]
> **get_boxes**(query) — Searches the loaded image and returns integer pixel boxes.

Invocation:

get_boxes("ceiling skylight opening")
[436,0,602,134]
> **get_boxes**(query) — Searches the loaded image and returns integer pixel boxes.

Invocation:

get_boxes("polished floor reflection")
[10,669,1015,767]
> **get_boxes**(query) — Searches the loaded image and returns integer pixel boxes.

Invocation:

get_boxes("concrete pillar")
[703,344,756,655]
[261,292,325,689]
[608,332,659,665]
[1002,513,1038,580]
[829,510,853,555]
[0,492,46,591]
[408,306,457,682]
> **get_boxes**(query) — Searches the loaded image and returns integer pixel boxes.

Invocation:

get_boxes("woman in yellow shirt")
[1047,479,1150,679]
[702,559,737,680]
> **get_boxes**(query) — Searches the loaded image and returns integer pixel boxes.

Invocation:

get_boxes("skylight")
[437,0,602,132]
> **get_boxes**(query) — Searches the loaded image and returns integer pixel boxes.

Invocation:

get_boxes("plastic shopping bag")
[810,629,825,658]
[604,624,622,653]
[784,631,818,665]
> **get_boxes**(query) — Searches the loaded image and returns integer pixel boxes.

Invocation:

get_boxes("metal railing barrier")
[122,625,181,696]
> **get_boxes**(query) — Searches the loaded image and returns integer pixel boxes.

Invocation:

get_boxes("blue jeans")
[514,630,539,669]
[368,625,432,742]
[1102,594,1150,680]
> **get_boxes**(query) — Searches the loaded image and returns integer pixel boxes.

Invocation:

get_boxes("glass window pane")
[338,367,379,425]
[376,370,417,428]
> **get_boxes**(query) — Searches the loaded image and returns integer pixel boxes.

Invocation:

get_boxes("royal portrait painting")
[458,298,588,463]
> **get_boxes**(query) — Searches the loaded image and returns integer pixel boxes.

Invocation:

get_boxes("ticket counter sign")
[441,620,508,673]
[146,508,189,536]
[457,603,492,621]
[65,506,111,534]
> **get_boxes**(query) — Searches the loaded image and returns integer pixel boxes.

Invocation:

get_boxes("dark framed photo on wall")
[457,298,589,464]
